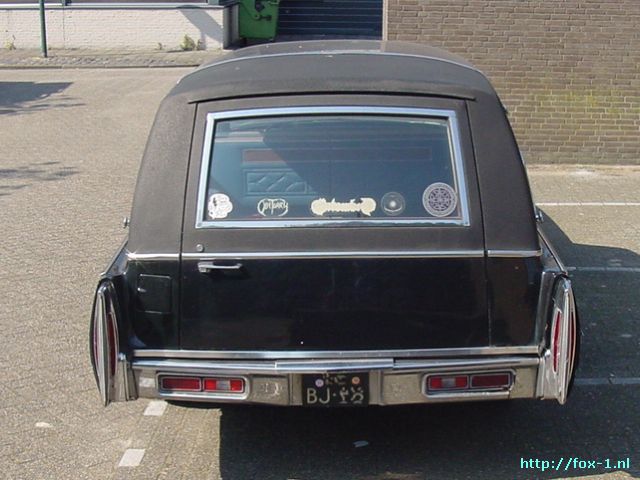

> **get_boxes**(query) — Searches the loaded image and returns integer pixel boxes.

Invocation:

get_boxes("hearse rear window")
[196,108,469,227]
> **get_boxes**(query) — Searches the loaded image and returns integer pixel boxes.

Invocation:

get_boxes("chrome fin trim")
[91,282,136,406]
[538,277,577,405]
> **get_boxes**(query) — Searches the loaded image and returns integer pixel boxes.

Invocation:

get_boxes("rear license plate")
[302,373,369,407]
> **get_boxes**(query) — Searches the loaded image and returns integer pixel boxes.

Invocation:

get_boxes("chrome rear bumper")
[129,355,542,406]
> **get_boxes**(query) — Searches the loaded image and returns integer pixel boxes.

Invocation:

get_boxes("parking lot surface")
[0,69,638,480]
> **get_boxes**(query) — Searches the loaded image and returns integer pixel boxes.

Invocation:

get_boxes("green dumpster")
[238,0,280,40]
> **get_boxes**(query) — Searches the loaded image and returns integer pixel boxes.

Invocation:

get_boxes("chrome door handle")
[198,261,243,273]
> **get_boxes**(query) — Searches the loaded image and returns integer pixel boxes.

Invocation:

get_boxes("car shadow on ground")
[0,161,80,197]
[205,211,640,479]
[539,210,640,380]
[0,81,83,115]
[539,209,640,269]
[215,392,637,479]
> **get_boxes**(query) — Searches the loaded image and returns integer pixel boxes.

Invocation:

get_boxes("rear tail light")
[203,378,245,393]
[161,377,202,391]
[470,373,511,389]
[552,309,562,372]
[542,276,579,404]
[160,376,245,394]
[426,372,512,394]
[106,312,118,377]
[90,282,122,406]
[427,375,468,391]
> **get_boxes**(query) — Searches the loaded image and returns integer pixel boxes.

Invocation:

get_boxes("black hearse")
[90,41,579,408]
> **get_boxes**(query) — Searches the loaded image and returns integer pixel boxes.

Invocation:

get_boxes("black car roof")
[169,40,497,103]
[129,40,537,255]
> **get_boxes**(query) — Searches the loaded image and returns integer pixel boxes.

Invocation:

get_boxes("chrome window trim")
[133,346,541,360]
[181,250,485,260]
[195,106,471,229]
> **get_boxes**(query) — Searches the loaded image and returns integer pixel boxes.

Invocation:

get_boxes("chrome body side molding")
[128,250,546,261]
[182,250,485,260]
[126,251,180,261]
[487,249,542,258]
[133,345,541,360]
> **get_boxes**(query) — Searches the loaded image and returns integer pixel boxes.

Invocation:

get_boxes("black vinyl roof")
[130,40,537,255]
[169,40,497,103]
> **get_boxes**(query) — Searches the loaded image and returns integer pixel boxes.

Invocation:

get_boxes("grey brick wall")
[386,0,640,164]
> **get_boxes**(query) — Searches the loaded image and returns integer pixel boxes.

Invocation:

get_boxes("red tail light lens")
[159,376,245,394]
[427,375,468,391]
[203,378,245,393]
[552,309,562,372]
[161,377,202,391]
[107,312,117,376]
[426,372,512,394]
[470,373,511,389]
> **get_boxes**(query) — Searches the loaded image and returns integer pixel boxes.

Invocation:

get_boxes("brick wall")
[0,6,230,51]
[386,0,640,164]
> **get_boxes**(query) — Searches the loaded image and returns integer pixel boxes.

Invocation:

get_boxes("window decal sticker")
[310,198,377,217]
[257,198,289,217]
[207,193,233,220]
[381,192,406,216]
[422,183,457,217]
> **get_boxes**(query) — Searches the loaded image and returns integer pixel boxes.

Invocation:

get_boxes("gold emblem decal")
[311,197,377,217]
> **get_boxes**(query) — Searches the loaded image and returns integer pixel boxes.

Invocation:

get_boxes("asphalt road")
[0,69,638,480]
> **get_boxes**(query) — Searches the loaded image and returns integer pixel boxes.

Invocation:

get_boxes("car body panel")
[90,40,579,407]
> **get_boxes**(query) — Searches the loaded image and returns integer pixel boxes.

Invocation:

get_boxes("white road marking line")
[118,449,145,468]
[610,378,640,386]
[574,378,611,386]
[143,400,167,417]
[575,377,640,387]
[566,266,640,273]
[35,422,53,429]
[537,202,640,206]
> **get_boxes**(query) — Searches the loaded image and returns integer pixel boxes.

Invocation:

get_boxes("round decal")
[381,192,406,216]
[207,193,233,220]
[422,183,457,217]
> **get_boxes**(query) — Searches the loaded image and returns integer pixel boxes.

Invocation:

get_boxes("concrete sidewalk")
[0,48,221,68]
